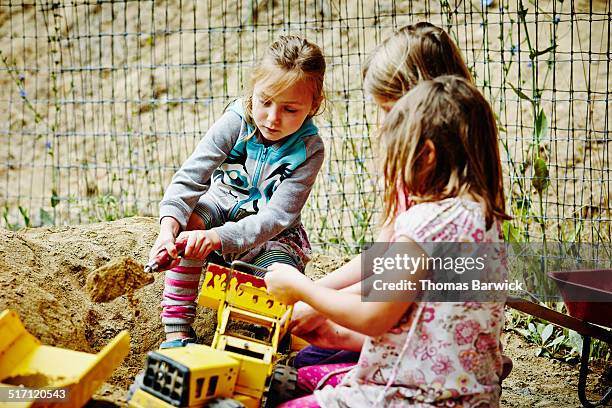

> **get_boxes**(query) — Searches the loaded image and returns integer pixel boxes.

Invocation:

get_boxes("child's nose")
[267,107,281,124]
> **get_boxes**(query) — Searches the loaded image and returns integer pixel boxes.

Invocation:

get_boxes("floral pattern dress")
[314,197,506,407]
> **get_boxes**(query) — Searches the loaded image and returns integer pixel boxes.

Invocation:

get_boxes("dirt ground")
[0,217,609,407]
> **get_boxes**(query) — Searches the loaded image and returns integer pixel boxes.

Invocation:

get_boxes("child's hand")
[299,320,364,351]
[150,231,176,259]
[149,217,181,269]
[177,230,221,260]
[289,301,327,335]
[265,263,312,305]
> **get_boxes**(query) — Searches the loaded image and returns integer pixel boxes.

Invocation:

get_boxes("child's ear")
[309,96,323,116]
[424,139,436,165]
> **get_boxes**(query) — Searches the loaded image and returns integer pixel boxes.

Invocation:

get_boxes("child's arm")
[159,110,243,229]
[298,320,365,352]
[266,236,424,337]
[290,223,393,334]
[290,280,363,334]
[313,223,394,289]
[150,111,243,261]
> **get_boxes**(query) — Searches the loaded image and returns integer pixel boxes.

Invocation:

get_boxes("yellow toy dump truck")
[0,309,130,408]
[128,261,300,408]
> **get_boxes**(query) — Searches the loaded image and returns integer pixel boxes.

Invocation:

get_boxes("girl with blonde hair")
[149,35,326,348]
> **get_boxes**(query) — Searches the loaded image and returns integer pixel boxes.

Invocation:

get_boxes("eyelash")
[258,98,297,113]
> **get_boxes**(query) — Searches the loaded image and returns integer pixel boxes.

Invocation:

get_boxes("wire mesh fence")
[0,0,610,253]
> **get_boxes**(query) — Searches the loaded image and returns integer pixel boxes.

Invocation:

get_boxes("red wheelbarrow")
[507,269,612,408]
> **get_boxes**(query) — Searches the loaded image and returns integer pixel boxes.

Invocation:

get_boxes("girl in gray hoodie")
[149,35,326,348]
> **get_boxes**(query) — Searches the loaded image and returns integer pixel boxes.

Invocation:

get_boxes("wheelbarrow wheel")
[264,364,299,407]
[205,398,246,408]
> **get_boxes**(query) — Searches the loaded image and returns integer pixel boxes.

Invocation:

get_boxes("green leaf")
[509,83,532,102]
[548,335,565,348]
[528,322,537,334]
[515,328,532,338]
[534,109,549,145]
[541,324,554,343]
[18,206,30,227]
[535,347,543,356]
[568,330,584,356]
[51,189,60,208]
[532,156,550,193]
[39,208,54,226]
[503,221,523,243]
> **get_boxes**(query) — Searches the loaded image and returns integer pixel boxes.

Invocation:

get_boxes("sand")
[0,217,609,406]
[85,256,154,317]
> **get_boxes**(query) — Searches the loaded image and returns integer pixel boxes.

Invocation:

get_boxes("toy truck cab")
[129,261,295,408]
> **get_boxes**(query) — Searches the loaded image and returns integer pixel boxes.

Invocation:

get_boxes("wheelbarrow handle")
[144,238,187,273]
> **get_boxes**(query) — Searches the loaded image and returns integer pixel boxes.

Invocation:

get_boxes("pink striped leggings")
[161,259,204,334]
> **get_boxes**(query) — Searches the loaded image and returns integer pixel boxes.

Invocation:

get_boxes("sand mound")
[0,217,218,404]
[0,217,336,405]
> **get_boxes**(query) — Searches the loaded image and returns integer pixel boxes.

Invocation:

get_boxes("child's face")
[252,78,316,142]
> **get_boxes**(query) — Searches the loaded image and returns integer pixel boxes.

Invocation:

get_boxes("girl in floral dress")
[290,21,475,369]
[265,75,511,407]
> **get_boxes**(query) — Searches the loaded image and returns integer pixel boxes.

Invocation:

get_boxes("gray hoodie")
[159,100,325,256]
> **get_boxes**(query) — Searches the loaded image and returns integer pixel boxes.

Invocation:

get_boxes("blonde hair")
[244,35,326,128]
[380,76,510,229]
[363,22,472,101]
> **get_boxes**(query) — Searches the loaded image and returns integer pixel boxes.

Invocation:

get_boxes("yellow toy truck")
[0,309,130,408]
[128,261,300,408]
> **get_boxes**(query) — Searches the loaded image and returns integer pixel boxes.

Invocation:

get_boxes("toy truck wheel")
[265,364,299,407]
[205,398,246,408]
